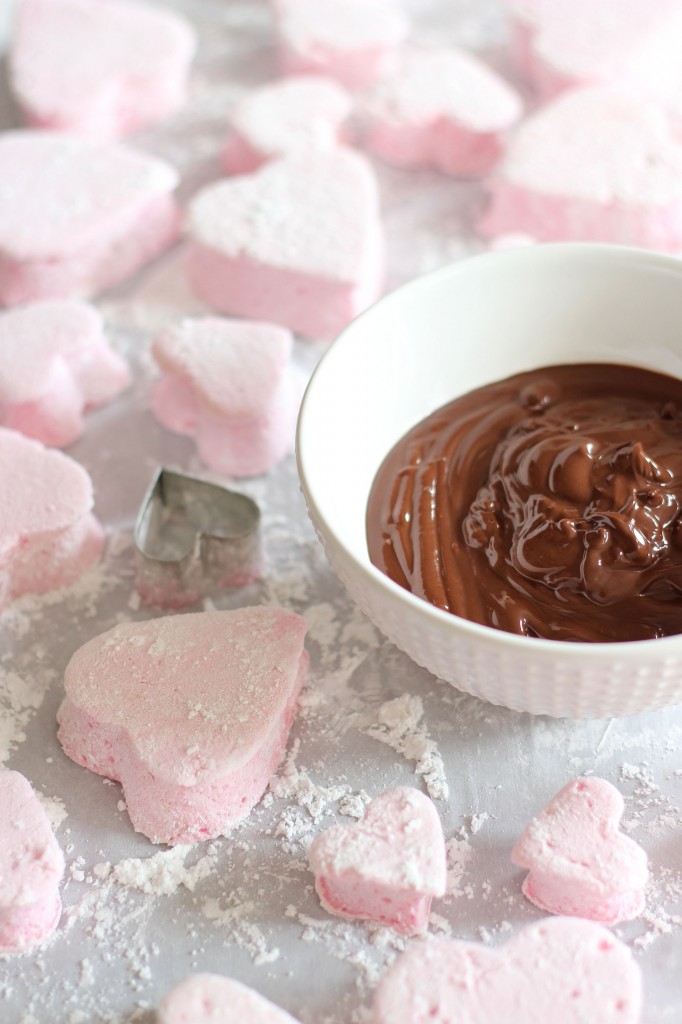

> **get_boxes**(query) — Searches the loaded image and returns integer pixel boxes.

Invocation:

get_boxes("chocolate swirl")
[366,364,682,642]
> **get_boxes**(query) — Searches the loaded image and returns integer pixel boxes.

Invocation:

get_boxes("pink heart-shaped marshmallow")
[0,426,103,608]
[57,607,308,845]
[0,771,65,954]
[502,0,682,102]
[373,917,642,1024]
[187,148,384,340]
[151,317,300,476]
[512,777,648,925]
[160,975,302,1024]
[222,75,353,175]
[309,787,446,935]
[0,131,180,307]
[479,87,682,250]
[365,46,522,177]
[10,0,196,139]
[0,300,129,446]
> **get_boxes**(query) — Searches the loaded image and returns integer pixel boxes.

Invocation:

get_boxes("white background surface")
[1,2,682,1022]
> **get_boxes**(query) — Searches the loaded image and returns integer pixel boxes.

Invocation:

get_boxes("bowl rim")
[296,242,682,659]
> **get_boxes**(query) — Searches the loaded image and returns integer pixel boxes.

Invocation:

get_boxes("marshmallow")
[222,76,353,175]
[364,46,523,177]
[0,300,129,447]
[151,317,302,477]
[0,427,103,610]
[309,787,446,935]
[187,149,384,341]
[9,0,196,140]
[277,0,408,90]
[479,88,682,250]
[160,975,302,1024]
[502,0,682,102]
[373,917,643,1024]
[0,771,65,954]
[512,778,648,925]
[57,607,308,845]
[0,131,180,307]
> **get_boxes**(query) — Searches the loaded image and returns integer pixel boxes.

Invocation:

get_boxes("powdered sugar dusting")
[366,694,450,800]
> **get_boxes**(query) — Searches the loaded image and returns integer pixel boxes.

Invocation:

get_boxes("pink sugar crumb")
[57,608,308,845]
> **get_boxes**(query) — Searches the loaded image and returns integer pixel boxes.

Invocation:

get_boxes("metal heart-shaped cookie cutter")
[134,468,262,607]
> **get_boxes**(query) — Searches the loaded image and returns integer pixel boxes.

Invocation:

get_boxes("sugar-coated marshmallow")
[309,787,446,935]
[151,317,302,477]
[187,148,384,341]
[365,46,522,177]
[0,301,129,447]
[10,0,196,140]
[373,917,642,1024]
[277,0,408,90]
[512,777,648,925]
[222,76,353,174]
[501,0,682,102]
[479,88,682,250]
[0,771,65,954]
[0,427,103,610]
[160,975,302,1024]
[57,608,308,845]
[0,131,180,307]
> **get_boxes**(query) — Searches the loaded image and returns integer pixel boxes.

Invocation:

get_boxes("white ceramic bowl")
[297,244,682,719]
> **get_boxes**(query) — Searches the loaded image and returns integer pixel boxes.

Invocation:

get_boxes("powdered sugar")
[366,695,449,801]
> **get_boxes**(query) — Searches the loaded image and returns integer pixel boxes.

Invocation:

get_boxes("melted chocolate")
[366,364,682,643]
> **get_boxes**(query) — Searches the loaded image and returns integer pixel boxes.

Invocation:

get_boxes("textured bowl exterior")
[297,245,682,719]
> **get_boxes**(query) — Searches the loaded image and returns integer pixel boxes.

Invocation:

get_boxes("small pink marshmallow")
[0,300,129,447]
[186,148,384,341]
[0,131,180,307]
[0,771,65,954]
[0,426,103,610]
[512,777,648,926]
[373,917,643,1024]
[151,317,302,477]
[277,0,409,91]
[160,975,302,1024]
[309,787,446,935]
[57,607,308,845]
[10,0,196,140]
[222,76,353,175]
[364,46,523,177]
[479,87,682,250]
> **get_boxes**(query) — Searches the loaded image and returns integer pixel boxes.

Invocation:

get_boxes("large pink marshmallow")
[57,608,308,845]
[365,46,522,177]
[0,300,129,447]
[501,0,682,102]
[512,778,648,926]
[0,771,65,954]
[0,131,180,307]
[277,0,408,90]
[222,76,353,175]
[10,0,196,140]
[160,975,302,1024]
[309,787,446,935]
[373,917,642,1024]
[187,148,384,341]
[0,426,103,610]
[479,88,682,250]
[151,317,301,477]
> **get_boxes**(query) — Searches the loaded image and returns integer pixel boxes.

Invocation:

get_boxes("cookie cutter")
[134,468,262,607]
